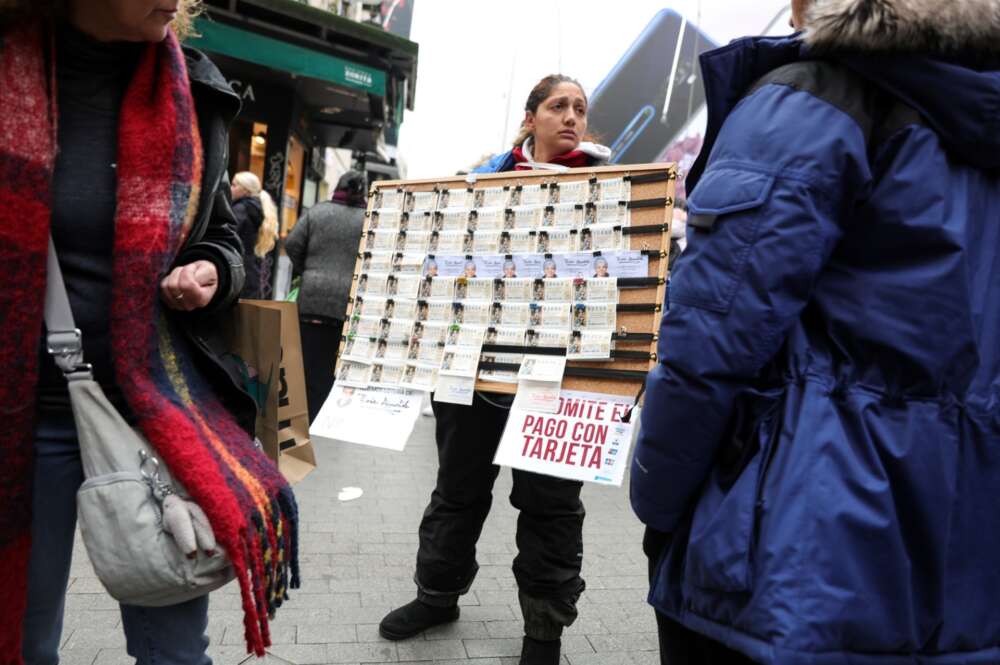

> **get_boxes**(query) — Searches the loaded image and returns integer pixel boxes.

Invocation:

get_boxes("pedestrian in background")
[231,171,279,299]
[378,74,611,665]
[0,0,299,662]
[631,0,1000,663]
[285,170,367,422]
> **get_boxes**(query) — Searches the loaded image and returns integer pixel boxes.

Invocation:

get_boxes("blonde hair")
[233,171,279,258]
[0,0,202,41]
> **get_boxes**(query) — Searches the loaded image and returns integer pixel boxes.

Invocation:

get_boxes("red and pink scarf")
[0,23,298,661]
[512,144,592,171]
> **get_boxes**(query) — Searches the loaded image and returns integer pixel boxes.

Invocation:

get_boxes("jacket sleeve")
[284,209,309,275]
[176,173,246,313]
[630,81,873,533]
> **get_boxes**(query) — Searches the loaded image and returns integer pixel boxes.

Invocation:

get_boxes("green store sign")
[190,18,386,97]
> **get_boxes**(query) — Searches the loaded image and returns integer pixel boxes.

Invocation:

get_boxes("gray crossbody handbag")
[44,238,234,606]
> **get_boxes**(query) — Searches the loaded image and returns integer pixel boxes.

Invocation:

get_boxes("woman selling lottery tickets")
[378,75,610,665]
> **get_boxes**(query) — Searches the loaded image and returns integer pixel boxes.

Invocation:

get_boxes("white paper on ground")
[434,374,476,405]
[337,487,364,502]
[494,390,636,486]
[310,384,420,451]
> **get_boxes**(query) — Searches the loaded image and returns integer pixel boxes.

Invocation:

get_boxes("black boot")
[519,636,561,665]
[378,598,460,640]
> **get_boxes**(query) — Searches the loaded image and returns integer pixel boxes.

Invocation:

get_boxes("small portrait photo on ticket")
[454,277,468,301]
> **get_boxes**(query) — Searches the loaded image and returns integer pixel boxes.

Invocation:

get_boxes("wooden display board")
[336,162,677,399]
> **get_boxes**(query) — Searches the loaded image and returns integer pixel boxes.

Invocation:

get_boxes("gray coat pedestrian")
[285,200,364,321]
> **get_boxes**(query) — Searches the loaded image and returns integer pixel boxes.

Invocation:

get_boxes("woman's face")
[504,266,516,277]
[544,264,557,278]
[595,262,609,277]
[464,265,477,277]
[231,183,247,200]
[525,82,588,158]
[72,0,181,42]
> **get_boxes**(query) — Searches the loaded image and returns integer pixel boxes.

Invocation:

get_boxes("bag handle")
[44,237,92,378]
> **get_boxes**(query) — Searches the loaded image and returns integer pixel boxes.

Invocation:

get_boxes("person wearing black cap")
[286,170,368,422]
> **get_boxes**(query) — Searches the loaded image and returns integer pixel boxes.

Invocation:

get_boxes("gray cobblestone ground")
[59,413,658,664]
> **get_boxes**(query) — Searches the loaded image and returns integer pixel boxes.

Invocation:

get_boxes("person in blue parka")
[631,0,1000,663]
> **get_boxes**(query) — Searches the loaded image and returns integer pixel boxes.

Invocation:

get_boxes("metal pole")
[660,14,688,124]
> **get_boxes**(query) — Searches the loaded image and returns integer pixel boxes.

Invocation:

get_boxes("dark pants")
[299,316,343,423]
[416,392,586,640]
[644,528,757,665]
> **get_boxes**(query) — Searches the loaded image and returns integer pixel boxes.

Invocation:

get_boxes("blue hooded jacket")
[630,4,1000,663]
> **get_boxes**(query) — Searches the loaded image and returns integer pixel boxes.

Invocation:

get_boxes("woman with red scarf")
[0,1,299,663]
[379,75,610,665]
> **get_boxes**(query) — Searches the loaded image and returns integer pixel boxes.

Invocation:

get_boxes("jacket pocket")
[684,395,779,592]
[670,167,774,313]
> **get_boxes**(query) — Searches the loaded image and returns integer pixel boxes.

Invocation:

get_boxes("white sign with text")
[310,384,421,451]
[494,390,636,486]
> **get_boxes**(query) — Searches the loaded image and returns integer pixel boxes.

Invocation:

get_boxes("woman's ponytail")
[255,190,279,258]
[233,171,279,258]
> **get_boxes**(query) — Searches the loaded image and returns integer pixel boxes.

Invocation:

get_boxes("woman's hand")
[160,260,219,311]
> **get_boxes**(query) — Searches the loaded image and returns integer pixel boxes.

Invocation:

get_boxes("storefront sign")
[192,19,387,96]
[494,390,636,486]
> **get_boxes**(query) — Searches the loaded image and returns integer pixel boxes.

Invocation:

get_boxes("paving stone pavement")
[59,411,659,664]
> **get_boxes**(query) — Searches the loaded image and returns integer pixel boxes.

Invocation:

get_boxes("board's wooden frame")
[339,162,677,398]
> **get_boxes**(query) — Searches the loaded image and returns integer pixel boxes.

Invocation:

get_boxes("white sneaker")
[422,405,434,417]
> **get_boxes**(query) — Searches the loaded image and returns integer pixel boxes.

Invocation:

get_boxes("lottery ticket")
[567,330,614,360]
[529,303,572,329]
[406,190,437,213]
[573,302,617,330]
[335,360,372,388]
[553,180,589,205]
[342,335,376,363]
[400,363,438,391]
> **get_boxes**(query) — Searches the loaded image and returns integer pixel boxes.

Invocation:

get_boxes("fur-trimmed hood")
[804,0,1000,53]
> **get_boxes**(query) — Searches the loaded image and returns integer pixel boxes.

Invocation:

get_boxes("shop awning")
[190,18,387,97]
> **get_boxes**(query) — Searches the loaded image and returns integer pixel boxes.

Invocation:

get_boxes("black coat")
[232,195,265,299]
[172,47,258,435]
